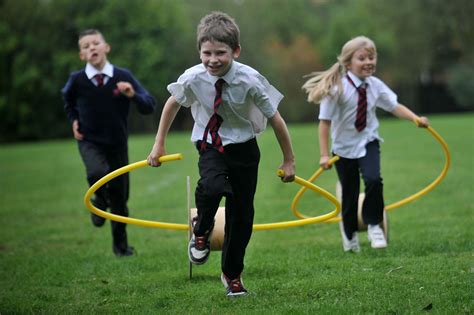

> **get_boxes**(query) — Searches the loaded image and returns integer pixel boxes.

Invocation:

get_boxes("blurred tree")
[0,0,471,142]
[0,0,192,142]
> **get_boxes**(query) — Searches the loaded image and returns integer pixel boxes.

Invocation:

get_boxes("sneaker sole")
[226,291,248,297]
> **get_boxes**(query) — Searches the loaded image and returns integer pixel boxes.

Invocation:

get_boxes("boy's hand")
[72,120,84,141]
[147,143,166,167]
[115,82,135,98]
[416,116,430,128]
[279,160,295,182]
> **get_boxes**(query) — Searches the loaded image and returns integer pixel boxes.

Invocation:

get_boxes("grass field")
[1,113,472,314]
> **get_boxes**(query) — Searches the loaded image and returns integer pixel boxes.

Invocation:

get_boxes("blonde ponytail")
[302,61,343,104]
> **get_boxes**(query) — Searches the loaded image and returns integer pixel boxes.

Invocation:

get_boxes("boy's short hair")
[78,29,105,47]
[197,12,240,51]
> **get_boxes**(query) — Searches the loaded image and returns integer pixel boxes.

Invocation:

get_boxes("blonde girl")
[303,36,429,252]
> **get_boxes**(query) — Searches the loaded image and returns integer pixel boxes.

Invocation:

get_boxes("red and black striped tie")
[347,75,367,132]
[95,73,104,87]
[201,79,225,153]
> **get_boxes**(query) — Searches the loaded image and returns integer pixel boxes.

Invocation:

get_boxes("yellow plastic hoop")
[291,122,451,224]
[84,154,189,230]
[254,171,340,231]
[290,156,340,220]
[84,154,342,231]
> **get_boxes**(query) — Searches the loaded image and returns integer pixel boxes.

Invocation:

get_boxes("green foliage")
[447,64,474,109]
[0,114,472,313]
[0,0,471,142]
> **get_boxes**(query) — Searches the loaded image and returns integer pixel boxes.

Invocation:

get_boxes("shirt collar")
[347,71,366,88]
[85,61,114,79]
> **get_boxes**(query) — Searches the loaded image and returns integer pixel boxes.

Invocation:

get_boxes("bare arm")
[318,119,331,169]
[268,111,295,182]
[391,104,429,127]
[147,96,181,167]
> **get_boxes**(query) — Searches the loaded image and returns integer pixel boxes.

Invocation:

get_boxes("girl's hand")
[319,155,331,169]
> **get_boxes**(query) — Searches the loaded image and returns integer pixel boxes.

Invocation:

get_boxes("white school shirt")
[168,61,283,145]
[85,62,114,86]
[318,71,398,159]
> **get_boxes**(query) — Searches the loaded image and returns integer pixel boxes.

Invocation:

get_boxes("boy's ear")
[105,43,111,54]
[79,51,87,61]
[233,45,241,58]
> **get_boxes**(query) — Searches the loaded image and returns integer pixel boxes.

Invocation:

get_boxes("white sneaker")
[339,222,360,253]
[368,224,387,249]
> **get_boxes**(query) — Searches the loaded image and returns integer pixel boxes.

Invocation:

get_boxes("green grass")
[1,113,473,314]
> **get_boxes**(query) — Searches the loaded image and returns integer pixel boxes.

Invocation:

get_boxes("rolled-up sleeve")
[253,74,282,118]
[374,79,398,112]
[167,71,198,108]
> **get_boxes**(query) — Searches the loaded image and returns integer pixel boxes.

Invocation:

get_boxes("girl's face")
[347,48,377,79]
[79,34,110,70]
[199,40,240,77]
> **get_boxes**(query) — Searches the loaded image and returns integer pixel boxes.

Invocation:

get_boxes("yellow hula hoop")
[290,156,340,221]
[291,121,451,224]
[84,154,189,230]
[254,171,340,231]
[84,154,341,231]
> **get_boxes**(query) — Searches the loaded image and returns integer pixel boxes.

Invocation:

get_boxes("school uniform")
[62,62,156,254]
[168,61,282,278]
[318,71,398,239]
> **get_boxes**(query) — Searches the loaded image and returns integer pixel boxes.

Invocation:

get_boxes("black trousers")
[334,140,384,239]
[194,138,260,279]
[78,140,130,251]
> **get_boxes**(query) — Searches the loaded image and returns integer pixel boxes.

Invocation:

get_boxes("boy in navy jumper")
[62,29,156,257]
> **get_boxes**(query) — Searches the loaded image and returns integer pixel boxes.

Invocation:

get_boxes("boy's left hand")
[115,82,135,98]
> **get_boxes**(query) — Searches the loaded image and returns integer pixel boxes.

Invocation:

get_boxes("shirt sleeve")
[167,69,199,108]
[252,74,282,118]
[373,78,398,112]
[318,87,339,120]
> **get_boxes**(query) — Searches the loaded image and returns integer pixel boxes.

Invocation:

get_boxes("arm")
[268,111,295,182]
[318,119,331,169]
[61,74,83,140]
[391,104,429,127]
[147,96,181,167]
[118,74,156,114]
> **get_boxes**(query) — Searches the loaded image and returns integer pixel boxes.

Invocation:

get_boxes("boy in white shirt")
[147,11,295,297]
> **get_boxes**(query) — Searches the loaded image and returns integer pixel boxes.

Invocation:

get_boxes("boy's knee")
[196,177,232,199]
[87,166,108,182]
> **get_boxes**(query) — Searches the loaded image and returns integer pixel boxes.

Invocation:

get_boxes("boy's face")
[347,48,377,79]
[79,34,110,70]
[199,40,240,77]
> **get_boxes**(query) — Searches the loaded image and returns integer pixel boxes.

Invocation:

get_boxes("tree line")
[1,0,472,142]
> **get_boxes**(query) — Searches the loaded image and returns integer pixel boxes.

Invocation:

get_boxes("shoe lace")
[229,278,244,293]
[195,236,207,250]
[371,228,384,241]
